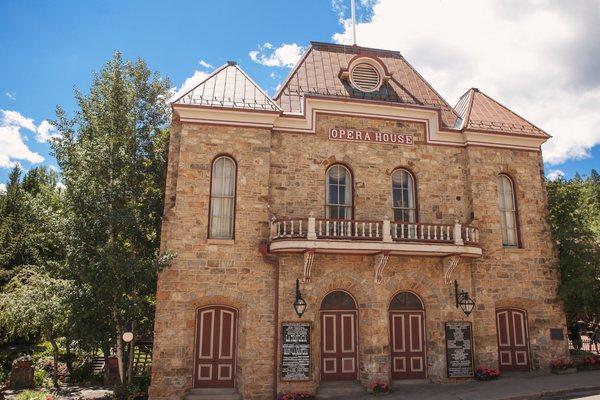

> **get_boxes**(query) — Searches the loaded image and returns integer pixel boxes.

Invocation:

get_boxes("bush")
[14,390,52,400]
[33,368,53,389]
[0,366,8,387]
[475,367,500,381]
[550,359,575,370]
[370,381,390,393]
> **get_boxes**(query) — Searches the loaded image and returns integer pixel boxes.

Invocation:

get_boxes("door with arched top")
[194,306,237,388]
[321,290,359,381]
[389,291,426,379]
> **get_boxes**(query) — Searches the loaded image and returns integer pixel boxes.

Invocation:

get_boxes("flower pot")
[552,367,577,375]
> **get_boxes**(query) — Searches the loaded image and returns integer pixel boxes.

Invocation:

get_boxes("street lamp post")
[121,323,133,400]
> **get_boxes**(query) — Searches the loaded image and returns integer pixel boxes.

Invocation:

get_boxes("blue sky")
[1,0,598,187]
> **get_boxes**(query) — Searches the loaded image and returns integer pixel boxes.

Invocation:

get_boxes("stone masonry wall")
[150,112,568,400]
[150,122,275,400]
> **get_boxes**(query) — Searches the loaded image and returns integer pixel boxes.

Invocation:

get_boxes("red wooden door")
[194,306,237,388]
[389,311,426,379]
[321,311,358,380]
[496,308,530,371]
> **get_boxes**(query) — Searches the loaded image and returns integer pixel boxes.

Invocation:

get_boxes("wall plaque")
[445,321,474,378]
[281,322,311,381]
[550,328,565,341]
[329,128,414,146]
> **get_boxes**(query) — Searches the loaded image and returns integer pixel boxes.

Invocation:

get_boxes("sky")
[1,0,599,190]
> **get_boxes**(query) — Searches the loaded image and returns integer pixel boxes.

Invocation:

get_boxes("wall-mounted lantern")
[294,278,307,318]
[454,280,475,317]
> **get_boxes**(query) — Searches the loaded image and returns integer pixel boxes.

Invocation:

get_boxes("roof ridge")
[309,41,402,56]
[233,64,282,111]
[473,89,549,138]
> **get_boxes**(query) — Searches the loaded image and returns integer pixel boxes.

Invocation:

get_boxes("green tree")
[0,268,73,387]
[0,165,65,287]
[547,175,600,321]
[51,52,172,387]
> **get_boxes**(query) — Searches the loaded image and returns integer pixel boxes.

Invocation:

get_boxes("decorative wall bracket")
[443,255,461,284]
[302,250,315,283]
[374,252,390,285]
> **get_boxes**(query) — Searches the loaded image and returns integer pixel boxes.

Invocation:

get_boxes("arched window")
[321,290,357,310]
[209,156,236,239]
[391,168,416,222]
[326,164,353,219]
[389,291,424,310]
[497,174,518,246]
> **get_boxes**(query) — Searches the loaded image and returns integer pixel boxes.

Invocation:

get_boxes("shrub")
[475,367,500,381]
[33,368,53,389]
[584,355,600,366]
[14,390,52,400]
[0,366,8,386]
[550,359,575,370]
[370,381,390,393]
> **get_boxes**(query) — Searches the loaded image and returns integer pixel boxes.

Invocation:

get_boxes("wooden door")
[321,311,358,380]
[496,308,530,371]
[389,311,426,379]
[194,306,237,388]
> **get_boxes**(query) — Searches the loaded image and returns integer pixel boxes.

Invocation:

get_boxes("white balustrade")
[269,215,480,245]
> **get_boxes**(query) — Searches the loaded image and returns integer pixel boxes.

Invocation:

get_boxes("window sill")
[207,238,235,245]
[502,246,525,251]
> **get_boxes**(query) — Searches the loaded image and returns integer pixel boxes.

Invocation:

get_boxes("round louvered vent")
[350,62,381,92]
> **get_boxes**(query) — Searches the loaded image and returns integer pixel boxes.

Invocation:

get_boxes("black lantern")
[294,278,307,318]
[454,280,476,316]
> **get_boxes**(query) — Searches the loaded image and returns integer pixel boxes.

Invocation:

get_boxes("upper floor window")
[209,156,236,239]
[497,174,518,247]
[392,168,416,222]
[326,164,353,219]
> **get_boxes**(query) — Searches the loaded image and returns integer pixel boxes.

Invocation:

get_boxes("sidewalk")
[353,370,600,400]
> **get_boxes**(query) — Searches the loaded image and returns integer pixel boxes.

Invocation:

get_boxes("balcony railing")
[269,216,479,245]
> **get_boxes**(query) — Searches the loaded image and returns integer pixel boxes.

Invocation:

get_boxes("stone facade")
[149,114,567,400]
[150,43,568,400]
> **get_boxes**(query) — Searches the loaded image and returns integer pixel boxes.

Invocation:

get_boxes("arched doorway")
[320,290,358,381]
[389,291,426,379]
[194,305,237,388]
[496,308,530,371]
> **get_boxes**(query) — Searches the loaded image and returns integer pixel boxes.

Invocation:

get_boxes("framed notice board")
[281,322,311,381]
[445,321,474,378]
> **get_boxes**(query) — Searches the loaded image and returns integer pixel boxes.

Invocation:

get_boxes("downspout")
[259,242,279,400]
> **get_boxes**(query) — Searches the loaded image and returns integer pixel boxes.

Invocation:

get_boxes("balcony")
[268,215,482,284]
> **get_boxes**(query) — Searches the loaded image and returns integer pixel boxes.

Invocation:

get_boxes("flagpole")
[351,0,357,45]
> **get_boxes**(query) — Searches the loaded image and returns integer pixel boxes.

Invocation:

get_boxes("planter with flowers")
[550,359,577,374]
[276,392,315,400]
[579,355,600,371]
[474,368,500,381]
[370,381,390,396]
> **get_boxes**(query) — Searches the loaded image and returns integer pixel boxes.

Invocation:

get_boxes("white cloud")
[249,43,304,68]
[36,120,60,143]
[170,70,211,102]
[198,60,212,68]
[6,92,16,101]
[0,109,45,168]
[546,169,565,181]
[331,0,600,165]
[0,183,6,194]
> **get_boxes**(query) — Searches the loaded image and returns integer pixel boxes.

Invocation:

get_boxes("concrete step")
[317,381,364,399]
[392,379,430,388]
[185,387,242,400]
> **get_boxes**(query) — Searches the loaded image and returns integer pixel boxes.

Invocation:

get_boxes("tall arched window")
[497,174,518,246]
[391,168,416,222]
[326,164,353,219]
[209,156,236,239]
